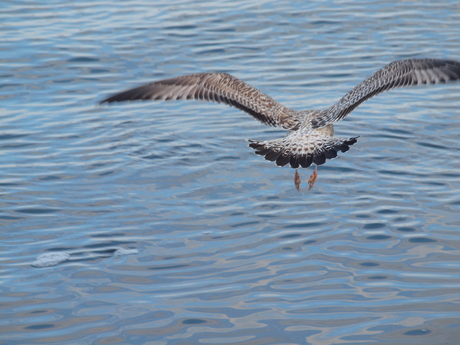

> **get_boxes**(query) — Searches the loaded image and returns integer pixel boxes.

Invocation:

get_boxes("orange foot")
[308,166,318,190]
[294,169,301,191]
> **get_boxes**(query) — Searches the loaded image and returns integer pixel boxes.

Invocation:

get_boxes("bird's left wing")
[100,72,302,130]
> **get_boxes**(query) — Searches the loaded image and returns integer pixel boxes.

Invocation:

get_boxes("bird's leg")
[308,165,318,190]
[294,169,301,191]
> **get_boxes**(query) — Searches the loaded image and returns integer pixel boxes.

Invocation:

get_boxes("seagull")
[100,59,460,190]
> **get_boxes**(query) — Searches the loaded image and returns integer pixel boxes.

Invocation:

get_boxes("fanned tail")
[248,136,358,169]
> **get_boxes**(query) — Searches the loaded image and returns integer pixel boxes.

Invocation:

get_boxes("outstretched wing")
[100,72,301,130]
[312,59,460,128]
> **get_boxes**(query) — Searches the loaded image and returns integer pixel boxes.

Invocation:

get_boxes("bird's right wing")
[311,59,460,128]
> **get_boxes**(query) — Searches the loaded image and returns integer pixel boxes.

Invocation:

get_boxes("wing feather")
[312,59,460,128]
[100,72,301,130]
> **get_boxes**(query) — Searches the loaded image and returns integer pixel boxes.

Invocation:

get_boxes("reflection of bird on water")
[100,59,460,190]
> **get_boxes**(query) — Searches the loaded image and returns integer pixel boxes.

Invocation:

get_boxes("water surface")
[1,0,460,344]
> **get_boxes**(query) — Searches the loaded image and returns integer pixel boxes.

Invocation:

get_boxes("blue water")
[2,0,460,344]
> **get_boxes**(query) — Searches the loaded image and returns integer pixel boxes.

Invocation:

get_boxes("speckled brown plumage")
[101,73,302,130]
[100,58,460,171]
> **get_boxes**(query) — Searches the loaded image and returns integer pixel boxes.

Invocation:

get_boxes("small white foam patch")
[32,252,70,268]
[114,248,138,256]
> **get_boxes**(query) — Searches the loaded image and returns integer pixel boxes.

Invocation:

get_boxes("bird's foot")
[308,166,318,190]
[294,169,301,191]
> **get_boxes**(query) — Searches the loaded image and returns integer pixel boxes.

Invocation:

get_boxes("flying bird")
[100,59,460,190]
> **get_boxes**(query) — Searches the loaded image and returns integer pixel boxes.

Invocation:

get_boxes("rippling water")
[2,0,460,344]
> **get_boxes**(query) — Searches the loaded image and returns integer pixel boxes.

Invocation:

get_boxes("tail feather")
[248,136,358,169]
